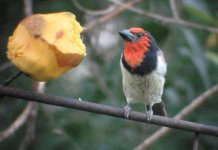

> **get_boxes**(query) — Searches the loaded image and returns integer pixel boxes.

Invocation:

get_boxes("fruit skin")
[119,27,167,118]
[7,12,86,81]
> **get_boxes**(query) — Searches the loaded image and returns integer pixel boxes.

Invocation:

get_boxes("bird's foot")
[145,111,153,123]
[145,105,153,123]
[124,105,131,118]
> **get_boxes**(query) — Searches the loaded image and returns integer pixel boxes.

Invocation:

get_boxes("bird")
[119,27,167,120]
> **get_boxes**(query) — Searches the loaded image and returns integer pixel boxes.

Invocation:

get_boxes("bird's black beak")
[119,29,136,42]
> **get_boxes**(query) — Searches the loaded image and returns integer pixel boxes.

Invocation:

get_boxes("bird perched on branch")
[119,27,167,120]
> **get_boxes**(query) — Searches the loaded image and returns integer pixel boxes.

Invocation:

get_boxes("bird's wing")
[157,50,167,76]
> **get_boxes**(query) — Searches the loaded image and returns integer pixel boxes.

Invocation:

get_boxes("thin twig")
[18,2,37,150]
[88,61,115,99]
[2,0,32,87]
[1,71,23,86]
[18,102,37,150]
[135,84,218,150]
[72,0,116,16]
[193,133,200,150]
[0,0,32,98]
[0,62,13,72]
[169,0,180,19]
[85,35,116,100]
[0,0,35,144]
[0,102,34,142]
[107,0,218,33]
[23,0,32,16]
[0,0,33,98]
[19,82,45,150]
[84,0,142,31]
[0,86,218,137]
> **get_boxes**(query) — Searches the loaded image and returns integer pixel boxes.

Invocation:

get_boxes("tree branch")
[19,82,45,150]
[193,133,200,150]
[18,102,37,150]
[135,84,218,150]
[0,102,34,142]
[0,0,33,96]
[72,0,116,16]
[107,0,218,33]
[169,0,180,19]
[0,62,13,73]
[0,86,218,137]
[0,71,23,101]
[88,61,115,99]
[0,1,36,145]
[22,4,39,140]
[84,0,142,31]
[23,0,32,16]
[1,71,23,86]
[85,34,116,100]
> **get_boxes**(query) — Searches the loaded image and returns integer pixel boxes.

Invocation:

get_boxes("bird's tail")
[152,101,167,116]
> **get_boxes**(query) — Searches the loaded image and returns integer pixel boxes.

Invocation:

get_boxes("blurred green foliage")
[0,0,218,150]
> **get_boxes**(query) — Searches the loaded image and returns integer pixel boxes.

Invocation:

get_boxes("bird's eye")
[136,33,145,37]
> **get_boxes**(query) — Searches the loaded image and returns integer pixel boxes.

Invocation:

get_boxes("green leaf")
[183,5,215,25]
[206,51,218,66]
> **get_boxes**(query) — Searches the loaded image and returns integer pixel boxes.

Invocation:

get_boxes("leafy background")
[0,0,218,149]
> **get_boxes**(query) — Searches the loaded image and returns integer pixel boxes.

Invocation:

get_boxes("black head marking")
[120,29,160,75]
[122,50,157,75]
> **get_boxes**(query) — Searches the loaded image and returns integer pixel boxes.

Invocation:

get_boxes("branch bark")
[135,84,218,150]
[0,86,218,137]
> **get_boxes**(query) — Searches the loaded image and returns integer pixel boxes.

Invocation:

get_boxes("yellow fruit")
[7,12,86,81]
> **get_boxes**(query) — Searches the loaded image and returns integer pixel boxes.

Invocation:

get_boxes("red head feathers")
[119,27,151,68]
